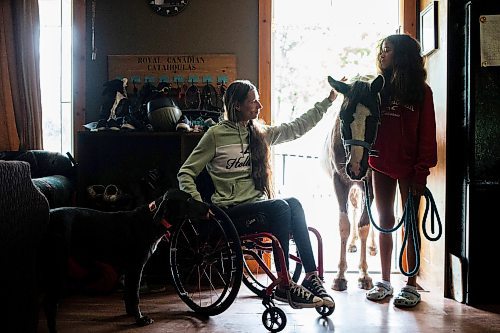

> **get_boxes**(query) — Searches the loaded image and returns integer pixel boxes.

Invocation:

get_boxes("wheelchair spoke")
[194,265,221,307]
[201,265,222,304]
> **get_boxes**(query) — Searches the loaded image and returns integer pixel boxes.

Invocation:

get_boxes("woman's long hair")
[223,80,274,198]
[376,34,427,105]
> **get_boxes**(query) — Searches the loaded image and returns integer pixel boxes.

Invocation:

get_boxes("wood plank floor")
[37,273,500,333]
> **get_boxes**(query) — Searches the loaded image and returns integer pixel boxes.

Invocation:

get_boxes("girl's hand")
[328,89,338,102]
[203,208,215,220]
[410,183,425,197]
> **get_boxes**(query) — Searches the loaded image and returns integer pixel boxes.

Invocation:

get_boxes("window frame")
[73,0,86,157]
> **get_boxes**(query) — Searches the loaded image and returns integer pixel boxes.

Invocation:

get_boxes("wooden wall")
[418,0,447,294]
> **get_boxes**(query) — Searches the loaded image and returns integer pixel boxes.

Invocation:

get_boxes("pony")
[322,74,384,291]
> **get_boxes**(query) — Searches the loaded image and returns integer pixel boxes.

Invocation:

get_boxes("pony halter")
[342,139,379,157]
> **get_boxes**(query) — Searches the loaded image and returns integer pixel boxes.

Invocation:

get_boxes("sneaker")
[96,119,108,131]
[176,115,192,132]
[366,281,394,301]
[301,274,335,308]
[393,286,421,308]
[274,281,323,308]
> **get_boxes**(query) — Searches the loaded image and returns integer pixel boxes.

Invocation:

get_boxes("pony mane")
[349,74,376,83]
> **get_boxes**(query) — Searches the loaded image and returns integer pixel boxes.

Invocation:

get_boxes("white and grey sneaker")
[274,281,323,308]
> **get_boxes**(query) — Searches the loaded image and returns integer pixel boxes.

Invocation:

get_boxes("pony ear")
[328,76,350,95]
[371,75,385,94]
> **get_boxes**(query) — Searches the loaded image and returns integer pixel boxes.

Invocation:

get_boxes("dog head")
[152,188,209,227]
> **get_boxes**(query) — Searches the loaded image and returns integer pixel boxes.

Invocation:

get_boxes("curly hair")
[223,80,274,198]
[376,34,427,105]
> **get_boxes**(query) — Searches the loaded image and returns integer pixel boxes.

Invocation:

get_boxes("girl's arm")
[265,97,333,145]
[413,85,438,189]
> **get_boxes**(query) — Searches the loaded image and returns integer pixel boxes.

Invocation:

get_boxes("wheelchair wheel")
[242,249,269,297]
[316,303,335,316]
[169,205,243,316]
[241,248,303,298]
[262,307,287,332]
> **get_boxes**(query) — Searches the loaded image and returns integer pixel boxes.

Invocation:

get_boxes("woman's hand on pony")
[328,89,338,103]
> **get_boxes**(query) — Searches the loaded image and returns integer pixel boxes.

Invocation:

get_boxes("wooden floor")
[38,273,500,333]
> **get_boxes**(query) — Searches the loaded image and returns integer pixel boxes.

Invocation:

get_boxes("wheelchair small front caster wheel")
[262,306,287,332]
[316,303,335,317]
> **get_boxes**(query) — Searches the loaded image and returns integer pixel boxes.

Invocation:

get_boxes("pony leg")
[357,223,373,289]
[368,222,378,256]
[348,187,361,253]
[348,213,358,253]
[333,211,350,291]
[332,174,350,291]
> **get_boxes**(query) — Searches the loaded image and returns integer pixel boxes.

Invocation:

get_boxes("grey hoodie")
[177,98,333,207]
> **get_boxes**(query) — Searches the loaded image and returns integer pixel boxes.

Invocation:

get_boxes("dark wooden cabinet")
[76,131,202,210]
[76,131,203,284]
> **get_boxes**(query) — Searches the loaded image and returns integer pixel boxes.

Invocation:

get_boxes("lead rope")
[363,179,442,277]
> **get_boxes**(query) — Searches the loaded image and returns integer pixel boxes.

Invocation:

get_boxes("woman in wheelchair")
[177,79,336,309]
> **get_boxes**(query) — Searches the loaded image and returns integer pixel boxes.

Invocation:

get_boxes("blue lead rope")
[363,179,442,277]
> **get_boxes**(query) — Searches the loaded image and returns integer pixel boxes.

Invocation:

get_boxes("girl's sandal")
[366,282,394,301]
[393,287,421,308]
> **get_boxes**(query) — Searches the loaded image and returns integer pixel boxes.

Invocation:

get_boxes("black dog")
[39,188,209,333]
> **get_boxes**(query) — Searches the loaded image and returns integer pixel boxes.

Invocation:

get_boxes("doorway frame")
[257,0,417,125]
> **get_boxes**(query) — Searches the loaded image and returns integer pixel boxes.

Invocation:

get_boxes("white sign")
[480,15,500,67]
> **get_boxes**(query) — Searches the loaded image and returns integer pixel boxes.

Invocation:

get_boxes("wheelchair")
[167,174,334,332]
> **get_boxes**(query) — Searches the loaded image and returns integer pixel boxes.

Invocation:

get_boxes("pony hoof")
[358,277,373,290]
[332,278,348,291]
[348,244,357,253]
[369,247,377,256]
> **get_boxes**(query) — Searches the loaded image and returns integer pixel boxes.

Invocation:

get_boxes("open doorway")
[271,0,400,273]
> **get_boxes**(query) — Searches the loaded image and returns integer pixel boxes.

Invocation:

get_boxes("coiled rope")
[363,179,442,277]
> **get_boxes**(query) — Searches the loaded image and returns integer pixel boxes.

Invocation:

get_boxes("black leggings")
[224,197,316,273]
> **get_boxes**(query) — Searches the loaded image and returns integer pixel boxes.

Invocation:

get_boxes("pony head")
[328,75,384,180]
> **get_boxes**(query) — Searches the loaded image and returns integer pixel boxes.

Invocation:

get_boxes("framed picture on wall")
[420,1,438,56]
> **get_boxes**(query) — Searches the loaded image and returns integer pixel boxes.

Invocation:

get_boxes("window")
[39,0,72,154]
